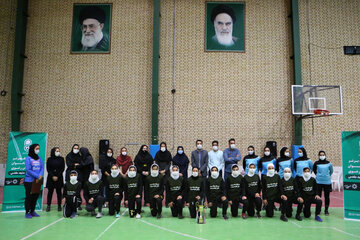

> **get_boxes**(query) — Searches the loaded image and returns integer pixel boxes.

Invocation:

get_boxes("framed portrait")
[71,3,112,54]
[205,2,245,52]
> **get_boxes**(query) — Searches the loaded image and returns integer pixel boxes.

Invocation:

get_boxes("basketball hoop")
[314,109,330,116]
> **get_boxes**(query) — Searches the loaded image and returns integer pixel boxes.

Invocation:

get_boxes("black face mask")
[142,150,147,153]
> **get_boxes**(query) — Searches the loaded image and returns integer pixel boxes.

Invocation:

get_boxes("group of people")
[24,139,333,223]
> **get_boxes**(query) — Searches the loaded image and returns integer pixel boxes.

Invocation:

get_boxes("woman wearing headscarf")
[79,147,94,185]
[66,144,83,182]
[24,144,44,218]
[99,148,116,198]
[276,147,294,179]
[46,147,65,212]
[116,147,133,177]
[242,145,260,175]
[258,147,277,177]
[134,145,153,204]
[172,146,190,179]
[154,142,172,178]
[294,147,313,180]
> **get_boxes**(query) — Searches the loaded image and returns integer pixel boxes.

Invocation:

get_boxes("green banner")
[342,131,360,221]
[2,132,48,212]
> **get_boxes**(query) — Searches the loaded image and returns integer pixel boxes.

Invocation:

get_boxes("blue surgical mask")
[35,149,40,155]
[178,150,184,155]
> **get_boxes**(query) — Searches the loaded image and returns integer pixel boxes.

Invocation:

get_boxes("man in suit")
[191,140,209,178]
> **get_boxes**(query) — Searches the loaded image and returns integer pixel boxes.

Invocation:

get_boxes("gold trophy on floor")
[196,200,205,224]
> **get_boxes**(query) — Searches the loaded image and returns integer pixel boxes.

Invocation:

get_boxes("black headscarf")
[80,147,94,166]
[261,146,274,162]
[66,144,82,164]
[244,145,258,159]
[296,147,309,160]
[278,147,291,162]
[172,146,189,166]
[28,144,40,160]
[155,142,172,163]
[134,145,153,172]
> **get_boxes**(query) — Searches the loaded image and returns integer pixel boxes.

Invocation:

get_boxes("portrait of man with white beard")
[205,3,245,52]
[71,4,111,53]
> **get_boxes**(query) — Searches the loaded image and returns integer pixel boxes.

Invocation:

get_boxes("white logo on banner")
[24,139,32,152]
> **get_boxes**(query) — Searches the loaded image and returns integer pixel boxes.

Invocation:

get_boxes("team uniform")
[281,176,303,218]
[63,180,82,218]
[84,179,105,215]
[106,174,123,216]
[185,174,204,218]
[243,173,262,217]
[145,173,165,217]
[166,175,185,218]
[298,176,322,218]
[226,173,248,217]
[262,174,287,217]
[206,174,228,218]
[124,173,143,218]
[313,158,333,213]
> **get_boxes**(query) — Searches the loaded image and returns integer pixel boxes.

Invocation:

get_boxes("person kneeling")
[206,166,228,220]
[298,167,323,222]
[84,170,105,218]
[243,163,262,218]
[261,163,288,222]
[281,167,303,221]
[166,165,185,219]
[107,164,123,218]
[124,165,142,219]
[185,167,204,218]
[146,164,164,219]
[62,170,82,218]
[226,164,248,219]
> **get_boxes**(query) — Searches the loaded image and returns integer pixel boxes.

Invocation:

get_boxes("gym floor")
[0,189,359,240]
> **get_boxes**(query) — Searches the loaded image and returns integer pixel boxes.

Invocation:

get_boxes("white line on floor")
[289,221,360,238]
[139,219,207,240]
[94,209,127,240]
[20,217,65,240]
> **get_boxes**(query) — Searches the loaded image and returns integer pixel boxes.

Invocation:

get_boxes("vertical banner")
[342,131,360,221]
[2,132,48,212]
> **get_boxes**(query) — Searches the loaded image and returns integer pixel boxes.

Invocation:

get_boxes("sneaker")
[58,206,62,211]
[280,215,288,222]
[325,210,329,216]
[256,212,262,218]
[46,206,51,212]
[295,214,302,221]
[157,214,162,219]
[70,212,77,219]
[96,212,102,218]
[136,213,141,219]
[315,215,323,222]
[178,215,184,219]
[223,215,229,220]
[31,211,40,217]
[116,213,121,218]
[242,213,247,219]
[25,213,32,219]
[91,210,96,216]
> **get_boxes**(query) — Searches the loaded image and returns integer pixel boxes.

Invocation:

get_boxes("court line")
[20,217,65,240]
[139,219,208,240]
[289,221,360,239]
[94,209,127,240]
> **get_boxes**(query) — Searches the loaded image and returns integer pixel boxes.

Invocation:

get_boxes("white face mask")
[70,176,78,185]
[160,147,166,152]
[55,152,60,157]
[267,169,275,177]
[211,171,219,179]
[284,152,290,157]
[107,153,113,157]
[248,168,256,177]
[128,170,136,178]
[122,152,127,156]
[212,146,218,151]
[89,174,99,184]
[73,149,79,154]
[111,169,120,178]
[230,144,236,149]
[248,150,254,155]
[178,150,184,155]
[197,144,202,150]
[303,172,311,181]
[264,151,271,156]
[151,170,159,177]
[284,172,291,181]
[232,170,240,178]
[319,156,326,161]
[298,152,303,157]
[171,171,180,180]
[192,171,199,177]
[35,149,40,155]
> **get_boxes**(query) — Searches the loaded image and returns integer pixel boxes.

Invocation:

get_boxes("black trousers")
[247,196,262,217]
[188,200,202,218]
[170,199,184,217]
[64,196,80,217]
[150,196,163,216]
[47,180,62,206]
[318,184,331,210]
[285,197,303,218]
[209,197,228,218]
[265,197,287,217]
[230,198,249,217]
[24,182,40,213]
[85,195,105,213]
[141,175,149,204]
[128,197,142,217]
[304,197,322,218]
[108,195,122,215]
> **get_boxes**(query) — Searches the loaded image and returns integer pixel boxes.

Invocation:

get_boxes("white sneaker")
[96,212,102,218]
[136,213,141,219]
